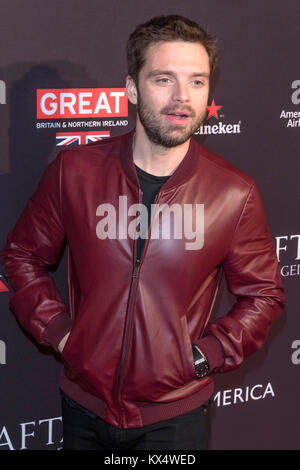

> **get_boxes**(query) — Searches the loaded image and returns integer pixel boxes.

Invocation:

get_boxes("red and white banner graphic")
[37,88,128,119]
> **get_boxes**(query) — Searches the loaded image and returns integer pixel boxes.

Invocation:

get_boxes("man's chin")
[149,135,191,148]
[151,128,195,148]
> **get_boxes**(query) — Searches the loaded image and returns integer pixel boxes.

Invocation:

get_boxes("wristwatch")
[192,344,210,378]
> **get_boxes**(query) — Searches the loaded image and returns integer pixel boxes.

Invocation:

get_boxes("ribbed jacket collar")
[120,128,199,191]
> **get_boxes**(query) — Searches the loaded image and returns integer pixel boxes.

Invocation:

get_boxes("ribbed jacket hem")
[59,369,215,429]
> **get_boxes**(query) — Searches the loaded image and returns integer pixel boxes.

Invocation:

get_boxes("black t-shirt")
[134,164,170,261]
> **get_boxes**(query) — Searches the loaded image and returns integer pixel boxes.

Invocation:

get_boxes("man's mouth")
[167,110,190,118]
[166,112,190,125]
[165,111,191,124]
[168,113,188,118]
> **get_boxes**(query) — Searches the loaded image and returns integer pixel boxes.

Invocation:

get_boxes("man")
[0,15,285,450]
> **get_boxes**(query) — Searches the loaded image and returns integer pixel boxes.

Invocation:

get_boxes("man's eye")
[192,80,204,86]
[156,77,171,83]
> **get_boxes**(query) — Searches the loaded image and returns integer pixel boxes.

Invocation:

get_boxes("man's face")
[127,41,210,148]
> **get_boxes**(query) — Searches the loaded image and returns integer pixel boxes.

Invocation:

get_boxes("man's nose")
[172,81,191,103]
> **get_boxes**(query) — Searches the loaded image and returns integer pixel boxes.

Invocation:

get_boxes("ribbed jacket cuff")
[194,335,225,374]
[42,312,73,352]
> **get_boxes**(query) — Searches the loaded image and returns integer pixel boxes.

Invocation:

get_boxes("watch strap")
[192,344,207,364]
[192,344,210,378]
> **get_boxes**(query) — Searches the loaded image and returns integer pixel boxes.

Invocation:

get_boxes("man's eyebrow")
[146,69,210,79]
[146,70,174,78]
[190,72,210,78]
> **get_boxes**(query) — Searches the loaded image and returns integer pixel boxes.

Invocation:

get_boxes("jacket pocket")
[60,326,80,376]
[180,316,198,382]
[61,327,73,361]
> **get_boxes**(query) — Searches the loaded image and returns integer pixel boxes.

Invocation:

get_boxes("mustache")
[160,105,196,117]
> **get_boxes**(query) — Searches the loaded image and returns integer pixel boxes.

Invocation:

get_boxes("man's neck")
[132,121,190,177]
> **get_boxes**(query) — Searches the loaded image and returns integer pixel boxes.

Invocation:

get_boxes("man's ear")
[126,75,138,105]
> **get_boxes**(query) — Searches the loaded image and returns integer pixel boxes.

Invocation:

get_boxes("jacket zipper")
[116,189,142,427]
[116,255,140,410]
[116,190,160,427]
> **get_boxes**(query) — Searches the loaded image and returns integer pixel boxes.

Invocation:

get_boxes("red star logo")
[207,99,222,119]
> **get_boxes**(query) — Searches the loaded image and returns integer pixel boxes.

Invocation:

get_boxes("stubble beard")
[136,90,207,148]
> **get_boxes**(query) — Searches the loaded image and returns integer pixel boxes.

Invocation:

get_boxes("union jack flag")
[56,131,110,146]
[0,274,8,292]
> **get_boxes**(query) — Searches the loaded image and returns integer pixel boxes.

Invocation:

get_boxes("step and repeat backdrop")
[0,0,299,450]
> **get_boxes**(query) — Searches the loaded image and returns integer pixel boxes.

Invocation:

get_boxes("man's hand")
[58,332,70,354]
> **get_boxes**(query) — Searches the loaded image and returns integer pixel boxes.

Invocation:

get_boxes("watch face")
[196,362,209,378]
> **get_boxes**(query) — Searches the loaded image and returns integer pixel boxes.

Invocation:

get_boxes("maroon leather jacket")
[0,129,285,428]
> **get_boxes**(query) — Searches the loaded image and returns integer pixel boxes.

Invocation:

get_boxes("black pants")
[61,393,211,450]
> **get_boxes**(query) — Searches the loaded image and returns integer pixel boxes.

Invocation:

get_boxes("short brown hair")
[126,14,218,84]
